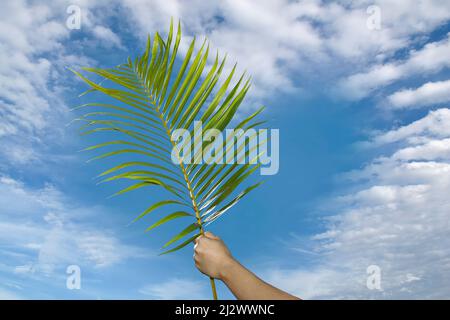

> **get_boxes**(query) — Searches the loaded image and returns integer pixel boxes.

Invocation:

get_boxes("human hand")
[193,231,235,280]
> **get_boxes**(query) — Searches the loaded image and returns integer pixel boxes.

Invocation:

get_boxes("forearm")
[220,258,300,300]
[193,232,300,300]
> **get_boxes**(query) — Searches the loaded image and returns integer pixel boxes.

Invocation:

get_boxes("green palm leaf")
[72,19,265,300]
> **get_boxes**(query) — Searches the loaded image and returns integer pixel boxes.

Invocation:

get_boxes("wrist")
[219,256,239,282]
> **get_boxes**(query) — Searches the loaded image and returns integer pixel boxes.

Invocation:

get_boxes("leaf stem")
[155,104,219,300]
[135,67,218,300]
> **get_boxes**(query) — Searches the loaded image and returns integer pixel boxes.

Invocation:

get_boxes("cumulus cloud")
[0,175,147,277]
[326,0,450,58]
[386,79,450,109]
[367,108,450,146]
[92,25,124,49]
[336,33,450,100]
[121,0,322,100]
[0,1,69,139]
[139,278,207,299]
[2,0,450,300]
[0,287,23,300]
[121,0,450,100]
[0,0,119,166]
[266,109,450,299]
[1,0,449,146]
[1,0,449,143]
[0,18,58,166]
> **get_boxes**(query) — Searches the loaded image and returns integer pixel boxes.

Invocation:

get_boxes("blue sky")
[1,0,450,299]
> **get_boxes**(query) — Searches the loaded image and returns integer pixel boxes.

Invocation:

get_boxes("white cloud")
[121,0,323,100]
[0,287,23,300]
[391,138,450,161]
[0,0,117,166]
[266,109,450,299]
[386,79,450,109]
[92,25,124,49]
[139,278,207,299]
[264,268,343,300]
[0,175,147,277]
[367,108,450,146]
[336,33,450,100]
[0,1,69,139]
[119,0,450,102]
[2,0,450,300]
[0,12,63,168]
[1,0,449,145]
[325,0,450,59]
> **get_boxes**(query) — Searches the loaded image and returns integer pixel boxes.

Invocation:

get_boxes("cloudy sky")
[1,0,450,299]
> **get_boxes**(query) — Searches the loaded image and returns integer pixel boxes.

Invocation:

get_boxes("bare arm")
[194,232,300,300]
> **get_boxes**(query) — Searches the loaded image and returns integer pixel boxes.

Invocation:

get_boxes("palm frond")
[72,19,265,299]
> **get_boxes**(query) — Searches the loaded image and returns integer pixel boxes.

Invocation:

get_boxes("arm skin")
[194,232,300,300]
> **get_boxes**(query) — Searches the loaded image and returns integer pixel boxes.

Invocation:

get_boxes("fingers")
[194,232,219,247]
[193,234,206,254]
[193,232,220,259]
[194,234,206,245]
[204,231,220,240]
